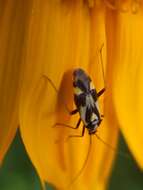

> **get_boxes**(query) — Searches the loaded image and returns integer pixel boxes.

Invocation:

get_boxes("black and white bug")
[42,71,130,188]
[42,46,130,188]
[43,68,105,139]
[42,45,108,187]
[42,67,106,187]
[71,68,105,136]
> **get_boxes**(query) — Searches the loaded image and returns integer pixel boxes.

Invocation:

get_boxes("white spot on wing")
[74,87,83,95]
[79,106,87,125]
[78,92,100,126]
[91,113,98,122]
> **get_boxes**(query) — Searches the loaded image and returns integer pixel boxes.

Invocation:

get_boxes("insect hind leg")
[70,109,78,115]
[54,119,82,143]
[66,125,85,141]
[53,118,81,130]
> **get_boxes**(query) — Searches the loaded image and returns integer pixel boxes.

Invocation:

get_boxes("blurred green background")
[0,130,142,190]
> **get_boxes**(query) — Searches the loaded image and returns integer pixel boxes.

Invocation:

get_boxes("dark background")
[0,130,142,190]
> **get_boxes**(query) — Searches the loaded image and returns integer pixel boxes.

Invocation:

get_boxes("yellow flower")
[106,1,143,168]
[0,0,29,163]
[0,0,143,190]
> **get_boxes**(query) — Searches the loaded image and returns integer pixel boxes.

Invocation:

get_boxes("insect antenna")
[99,43,106,88]
[42,74,71,114]
[68,135,92,189]
[95,133,131,160]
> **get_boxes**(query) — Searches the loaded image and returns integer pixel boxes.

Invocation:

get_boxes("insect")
[71,68,105,136]
[42,45,129,188]
[42,45,107,187]
[42,67,106,187]
[47,44,106,140]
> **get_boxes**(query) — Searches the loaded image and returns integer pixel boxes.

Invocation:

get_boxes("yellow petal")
[20,1,119,189]
[0,1,28,163]
[106,6,143,167]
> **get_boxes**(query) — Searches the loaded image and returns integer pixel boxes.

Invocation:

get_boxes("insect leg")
[70,109,78,115]
[42,74,71,114]
[66,125,85,140]
[96,44,106,99]
[53,118,81,129]
[97,88,105,97]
